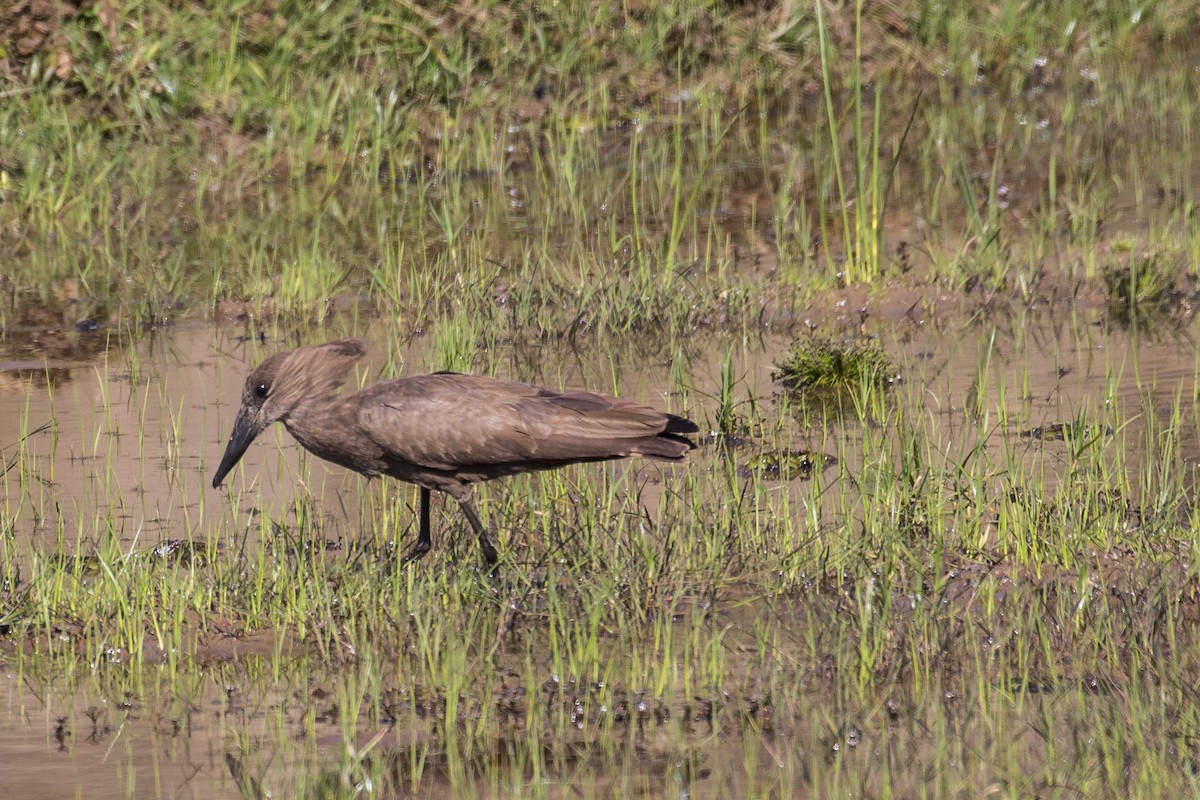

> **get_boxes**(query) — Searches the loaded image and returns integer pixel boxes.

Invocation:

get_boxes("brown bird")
[211,339,698,566]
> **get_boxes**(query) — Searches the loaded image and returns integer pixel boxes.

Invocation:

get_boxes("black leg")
[401,487,433,563]
[456,499,499,567]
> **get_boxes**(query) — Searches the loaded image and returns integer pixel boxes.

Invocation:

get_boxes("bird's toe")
[401,540,432,564]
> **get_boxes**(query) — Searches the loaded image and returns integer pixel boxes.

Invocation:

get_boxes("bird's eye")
[254,383,269,399]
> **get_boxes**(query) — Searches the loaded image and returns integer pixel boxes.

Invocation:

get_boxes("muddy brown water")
[1,309,1199,796]
[4,309,1196,553]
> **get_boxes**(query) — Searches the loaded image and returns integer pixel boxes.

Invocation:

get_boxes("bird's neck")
[281,394,360,466]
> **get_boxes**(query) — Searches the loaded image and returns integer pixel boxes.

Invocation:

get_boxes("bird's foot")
[401,539,432,564]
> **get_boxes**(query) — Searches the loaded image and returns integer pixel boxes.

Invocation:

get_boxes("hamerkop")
[211,339,698,566]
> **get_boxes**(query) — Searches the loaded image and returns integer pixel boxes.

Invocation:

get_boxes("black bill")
[212,406,261,488]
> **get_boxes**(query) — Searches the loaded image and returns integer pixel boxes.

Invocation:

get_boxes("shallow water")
[0,327,723,558]
[0,312,1188,558]
[2,307,1199,796]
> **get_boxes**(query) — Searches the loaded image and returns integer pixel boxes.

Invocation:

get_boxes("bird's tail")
[664,413,699,436]
[635,414,699,460]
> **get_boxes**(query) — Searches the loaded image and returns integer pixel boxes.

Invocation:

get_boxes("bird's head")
[211,339,366,488]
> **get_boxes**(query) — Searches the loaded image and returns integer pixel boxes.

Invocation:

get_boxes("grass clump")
[773,335,897,398]
[1101,241,1186,323]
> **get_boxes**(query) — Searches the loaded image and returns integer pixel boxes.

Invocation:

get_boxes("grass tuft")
[773,335,897,397]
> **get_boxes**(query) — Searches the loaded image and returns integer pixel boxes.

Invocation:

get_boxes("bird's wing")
[356,375,667,470]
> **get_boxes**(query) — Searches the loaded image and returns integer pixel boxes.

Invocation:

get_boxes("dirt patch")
[2,0,92,79]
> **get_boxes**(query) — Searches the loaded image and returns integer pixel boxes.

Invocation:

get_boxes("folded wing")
[357,374,686,471]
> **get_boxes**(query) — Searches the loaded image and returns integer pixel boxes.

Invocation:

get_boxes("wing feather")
[356,374,671,470]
